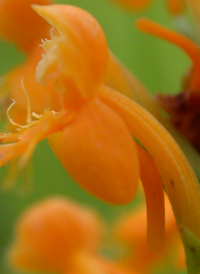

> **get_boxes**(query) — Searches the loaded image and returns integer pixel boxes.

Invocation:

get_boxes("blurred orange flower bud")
[0,0,53,52]
[7,197,141,274]
[7,197,103,273]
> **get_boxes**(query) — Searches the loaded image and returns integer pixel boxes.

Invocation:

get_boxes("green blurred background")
[0,0,190,273]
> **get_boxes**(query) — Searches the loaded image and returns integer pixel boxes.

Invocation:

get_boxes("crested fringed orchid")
[0,4,200,257]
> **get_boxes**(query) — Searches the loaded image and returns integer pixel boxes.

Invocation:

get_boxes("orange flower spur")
[0,4,200,260]
[7,197,139,274]
[136,18,200,153]
[114,194,185,273]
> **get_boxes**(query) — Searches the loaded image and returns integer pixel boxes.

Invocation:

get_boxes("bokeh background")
[0,0,190,273]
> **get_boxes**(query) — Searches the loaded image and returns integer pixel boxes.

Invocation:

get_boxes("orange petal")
[48,98,140,205]
[0,110,74,170]
[33,4,109,100]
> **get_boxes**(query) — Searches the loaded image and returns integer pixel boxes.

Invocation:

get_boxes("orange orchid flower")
[0,0,157,130]
[7,197,139,274]
[0,4,140,205]
[0,0,61,128]
[111,0,184,15]
[114,194,185,273]
[0,4,200,262]
[136,18,200,153]
[1,0,198,186]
